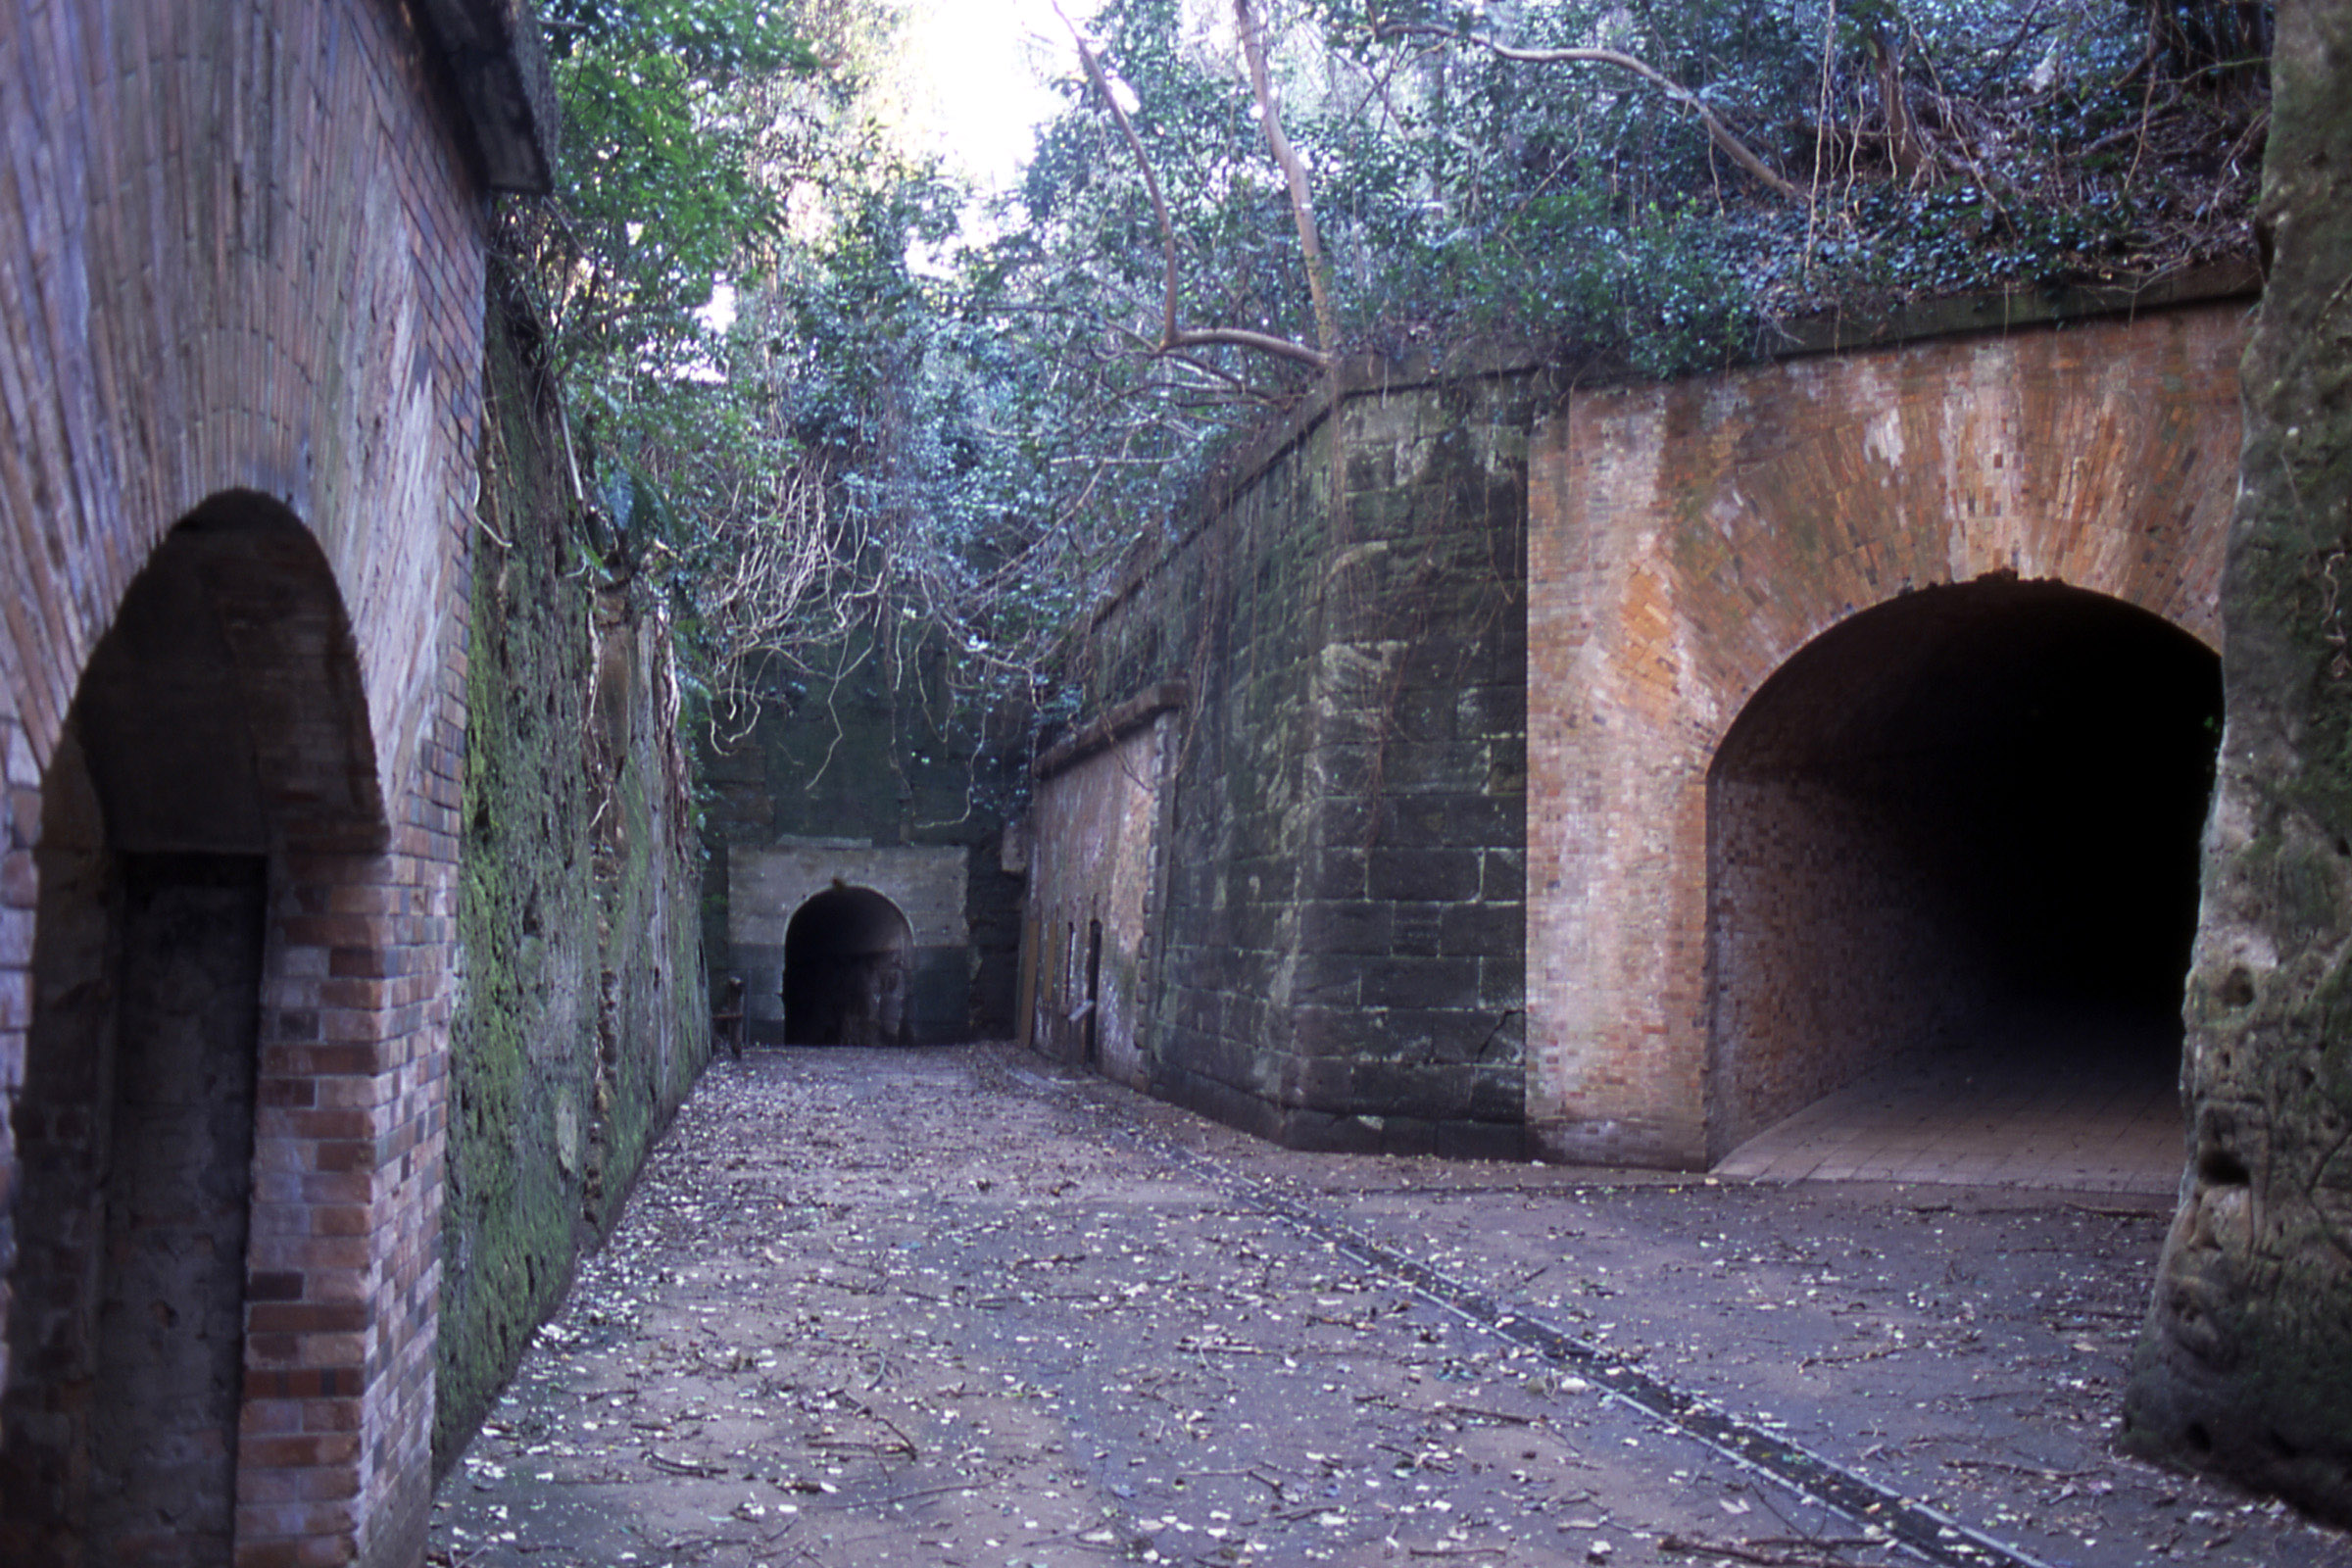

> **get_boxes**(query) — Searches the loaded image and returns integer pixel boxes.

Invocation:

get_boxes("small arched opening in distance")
[0,498,383,1562]
[1705,577,2221,1165]
[783,886,915,1047]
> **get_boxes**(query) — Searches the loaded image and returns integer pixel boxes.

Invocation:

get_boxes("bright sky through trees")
[898,0,1080,193]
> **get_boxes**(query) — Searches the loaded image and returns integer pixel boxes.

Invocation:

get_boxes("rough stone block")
[1479,850,1525,904]
[1297,899,1392,956]
[1359,956,1482,1012]
[1468,1065,1526,1122]
[1368,848,1479,902]
[1375,1115,1439,1156]
[1439,902,1519,957]
[1436,1117,1527,1160]
[1276,1106,1385,1154]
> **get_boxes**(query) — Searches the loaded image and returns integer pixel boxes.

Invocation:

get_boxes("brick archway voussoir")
[1525,302,2245,1170]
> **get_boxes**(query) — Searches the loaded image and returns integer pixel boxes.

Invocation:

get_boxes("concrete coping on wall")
[1758,255,2261,358]
[1089,255,2263,635]
[416,0,561,194]
[1034,682,1189,780]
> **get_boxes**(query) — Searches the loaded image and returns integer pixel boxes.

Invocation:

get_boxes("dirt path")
[429,1046,2352,1568]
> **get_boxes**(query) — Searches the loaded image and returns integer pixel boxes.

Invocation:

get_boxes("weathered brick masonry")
[1528,299,2244,1167]
[0,3,550,1563]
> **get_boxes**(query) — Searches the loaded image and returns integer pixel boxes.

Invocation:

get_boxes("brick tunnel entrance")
[783,887,915,1047]
[0,502,391,1563]
[1705,578,2221,1165]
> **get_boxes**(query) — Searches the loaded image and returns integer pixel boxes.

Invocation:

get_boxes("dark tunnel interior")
[783,886,916,1047]
[1706,577,2223,1152]
[4,516,279,1562]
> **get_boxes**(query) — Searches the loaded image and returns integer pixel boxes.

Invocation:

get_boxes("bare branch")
[1168,324,1333,371]
[1054,4,1185,355]
[1152,345,1256,395]
[1368,13,1808,204]
[1054,1,1332,375]
[1236,0,1339,359]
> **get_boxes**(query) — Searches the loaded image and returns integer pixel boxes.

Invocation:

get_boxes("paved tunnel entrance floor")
[1714,1014,2185,1195]
[430,1046,2348,1568]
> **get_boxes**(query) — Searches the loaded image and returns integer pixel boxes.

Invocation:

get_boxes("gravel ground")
[429,1045,2352,1568]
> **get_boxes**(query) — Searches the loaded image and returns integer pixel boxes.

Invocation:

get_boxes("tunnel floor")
[433,1045,2352,1568]
[1714,1006,2185,1193]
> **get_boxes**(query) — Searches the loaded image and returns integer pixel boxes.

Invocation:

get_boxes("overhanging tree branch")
[1054,1,1331,374]
[1169,323,1333,369]
[1236,0,1339,359]
[1368,11,1808,204]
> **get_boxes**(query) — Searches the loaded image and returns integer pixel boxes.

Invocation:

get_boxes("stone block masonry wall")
[433,287,710,1475]
[1086,431,1325,1138]
[700,624,1029,1043]
[0,2,548,1563]
[1066,364,1534,1156]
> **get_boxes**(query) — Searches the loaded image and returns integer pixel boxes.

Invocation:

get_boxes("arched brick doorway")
[0,499,392,1563]
[783,887,915,1047]
[1705,578,2222,1158]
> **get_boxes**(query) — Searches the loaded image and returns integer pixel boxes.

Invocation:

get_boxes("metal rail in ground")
[1010,1067,2055,1568]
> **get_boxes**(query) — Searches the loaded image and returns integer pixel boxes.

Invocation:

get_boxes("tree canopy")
[510,0,2271,748]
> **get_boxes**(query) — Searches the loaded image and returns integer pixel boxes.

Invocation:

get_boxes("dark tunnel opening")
[783,886,915,1047]
[1705,578,2222,1157]
[3,514,286,1562]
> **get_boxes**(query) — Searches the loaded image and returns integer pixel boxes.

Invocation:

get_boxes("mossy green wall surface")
[435,285,711,1474]
[2124,0,2352,1521]
[700,624,1027,1040]
[1072,364,1533,1155]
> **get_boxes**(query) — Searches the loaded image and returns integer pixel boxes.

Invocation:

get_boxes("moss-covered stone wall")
[699,623,1027,1042]
[434,282,711,1473]
[2124,0,2352,1519]
[1065,362,1534,1155]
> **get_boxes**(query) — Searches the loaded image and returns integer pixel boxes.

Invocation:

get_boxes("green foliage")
[1430,189,1757,375]
[508,0,985,729]
[502,0,2268,763]
[873,0,2263,705]
[530,0,824,373]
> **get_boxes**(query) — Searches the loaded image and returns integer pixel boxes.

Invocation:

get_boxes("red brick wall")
[1025,710,1181,1084]
[0,3,489,1563]
[1526,303,2244,1168]
[1706,767,1989,1137]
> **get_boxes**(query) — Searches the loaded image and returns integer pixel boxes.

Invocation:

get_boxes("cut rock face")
[2123,0,2352,1521]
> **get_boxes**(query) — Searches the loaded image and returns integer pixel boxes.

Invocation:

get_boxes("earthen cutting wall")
[2125,4,2352,1516]
[434,290,710,1476]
